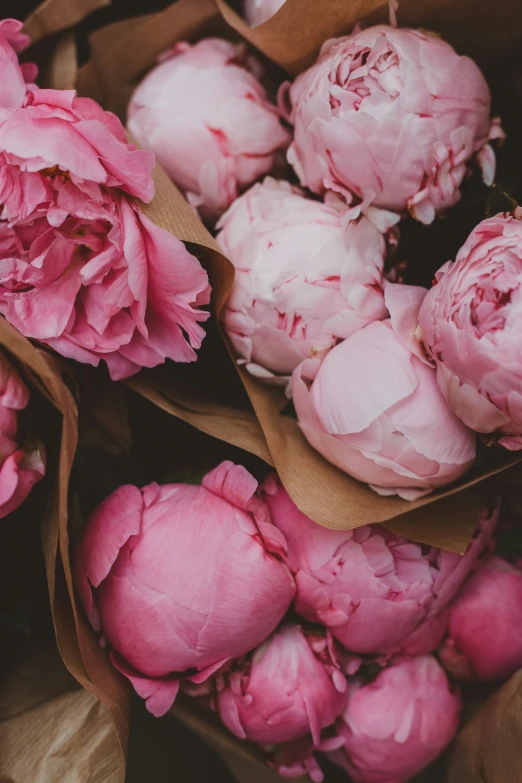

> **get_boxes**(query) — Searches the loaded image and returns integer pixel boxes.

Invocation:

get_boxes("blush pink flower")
[292,285,476,498]
[74,461,296,717]
[218,177,395,382]
[213,623,347,744]
[244,0,286,25]
[128,38,291,223]
[0,89,210,380]
[418,213,522,450]
[281,26,502,223]
[0,349,45,518]
[0,18,37,112]
[329,656,461,783]
[439,556,522,682]
[262,475,499,655]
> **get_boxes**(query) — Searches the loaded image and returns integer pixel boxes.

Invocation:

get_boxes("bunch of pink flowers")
[74,459,522,782]
[125,9,519,503]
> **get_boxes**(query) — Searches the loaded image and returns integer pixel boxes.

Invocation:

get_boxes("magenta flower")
[214,623,347,744]
[440,555,522,681]
[262,475,499,655]
[329,656,461,783]
[74,462,296,716]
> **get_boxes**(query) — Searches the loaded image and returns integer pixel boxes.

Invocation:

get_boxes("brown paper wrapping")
[23,0,111,45]
[447,672,522,783]
[0,644,121,783]
[71,0,521,551]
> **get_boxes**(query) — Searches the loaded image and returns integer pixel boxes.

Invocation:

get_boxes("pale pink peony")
[74,461,296,716]
[418,213,522,450]
[0,18,37,112]
[292,284,477,499]
[0,349,45,518]
[262,475,499,655]
[0,89,210,380]
[439,555,522,682]
[217,177,395,382]
[244,0,286,25]
[281,25,502,223]
[214,623,347,744]
[329,656,461,783]
[128,38,291,223]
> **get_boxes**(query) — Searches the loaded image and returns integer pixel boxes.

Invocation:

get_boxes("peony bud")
[262,475,499,655]
[281,26,501,223]
[329,656,461,783]
[214,623,347,744]
[418,213,522,450]
[218,177,394,382]
[74,461,296,716]
[128,38,290,223]
[292,285,476,499]
[439,555,522,681]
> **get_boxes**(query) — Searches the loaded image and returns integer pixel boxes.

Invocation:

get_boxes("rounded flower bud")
[292,285,477,498]
[329,656,461,783]
[418,213,522,450]
[214,623,347,744]
[439,555,522,682]
[74,461,296,716]
[262,476,499,654]
[281,25,501,223]
[128,38,291,222]
[0,350,45,518]
[218,177,394,382]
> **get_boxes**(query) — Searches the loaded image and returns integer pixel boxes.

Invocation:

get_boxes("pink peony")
[329,656,461,783]
[128,38,291,223]
[244,0,286,25]
[262,475,499,655]
[218,177,395,382]
[281,26,502,223]
[0,349,45,518]
[292,285,476,499]
[418,213,522,450]
[439,555,522,682]
[74,461,296,716]
[0,89,210,380]
[214,623,347,744]
[0,18,37,112]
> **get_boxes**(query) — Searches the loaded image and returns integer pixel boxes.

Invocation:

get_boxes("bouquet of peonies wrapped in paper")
[2,1,522,782]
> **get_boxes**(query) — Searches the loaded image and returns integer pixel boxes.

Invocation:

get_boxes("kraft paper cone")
[447,671,522,783]
[38,31,78,91]
[217,0,522,75]
[0,644,122,783]
[70,0,519,552]
[0,319,129,763]
[23,0,111,44]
